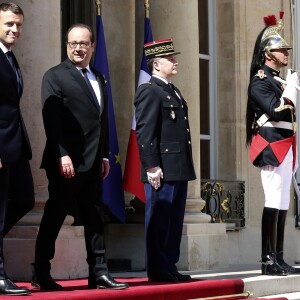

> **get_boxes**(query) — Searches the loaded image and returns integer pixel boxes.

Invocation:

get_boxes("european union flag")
[94,15,125,223]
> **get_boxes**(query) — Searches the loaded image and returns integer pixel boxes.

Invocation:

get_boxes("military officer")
[134,38,196,282]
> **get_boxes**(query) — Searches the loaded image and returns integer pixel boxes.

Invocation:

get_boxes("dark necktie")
[81,68,100,110]
[6,51,22,96]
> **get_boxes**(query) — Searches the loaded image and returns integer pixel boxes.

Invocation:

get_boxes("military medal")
[170,110,175,120]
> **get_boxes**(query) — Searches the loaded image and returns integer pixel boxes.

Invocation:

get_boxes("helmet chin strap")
[266,50,287,66]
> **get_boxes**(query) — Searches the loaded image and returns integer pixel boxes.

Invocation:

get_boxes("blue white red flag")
[123,17,153,203]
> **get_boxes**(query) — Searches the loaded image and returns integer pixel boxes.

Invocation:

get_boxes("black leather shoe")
[171,271,192,281]
[276,252,300,274]
[149,272,178,283]
[94,274,128,290]
[31,263,62,290]
[88,276,96,289]
[0,279,31,295]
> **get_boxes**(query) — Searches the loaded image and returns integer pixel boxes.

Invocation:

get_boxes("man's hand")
[282,71,300,106]
[0,158,2,169]
[57,155,75,178]
[101,159,110,179]
[278,69,300,106]
[146,166,164,190]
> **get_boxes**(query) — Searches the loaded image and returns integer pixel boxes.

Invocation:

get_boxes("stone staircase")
[188,264,300,299]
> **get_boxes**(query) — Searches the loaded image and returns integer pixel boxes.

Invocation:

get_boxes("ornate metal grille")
[201,180,245,230]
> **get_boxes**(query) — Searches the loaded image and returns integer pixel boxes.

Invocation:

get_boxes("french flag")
[123,17,153,203]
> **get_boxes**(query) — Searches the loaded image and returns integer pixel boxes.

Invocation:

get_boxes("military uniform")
[135,76,196,182]
[248,64,296,169]
[135,74,196,279]
[246,12,300,276]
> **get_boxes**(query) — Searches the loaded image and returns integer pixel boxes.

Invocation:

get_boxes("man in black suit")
[31,23,128,291]
[0,2,34,296]
[135,39,196,282]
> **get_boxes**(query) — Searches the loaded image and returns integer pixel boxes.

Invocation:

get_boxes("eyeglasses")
[67,42,91,49]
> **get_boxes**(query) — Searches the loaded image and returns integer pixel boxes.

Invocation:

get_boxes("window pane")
[200,59,209,135]
[198,0,208,55]
[200,140,210,179]
[61,0,95,61]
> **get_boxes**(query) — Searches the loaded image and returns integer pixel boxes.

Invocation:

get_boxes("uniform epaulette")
[142,81,152,85]
[255,69,267,79]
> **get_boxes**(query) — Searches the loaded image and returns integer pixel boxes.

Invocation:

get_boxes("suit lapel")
[11,51,23,97]
[64,60,100,113]
[91,65,105,115]
[151,76,181,104]
[0,49,19,97]
[95,75,104,115]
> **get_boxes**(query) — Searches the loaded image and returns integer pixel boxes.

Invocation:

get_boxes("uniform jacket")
[41,58,109,172]
[0,48,31,163]
[248,64,295,167]
[134,76,196,182]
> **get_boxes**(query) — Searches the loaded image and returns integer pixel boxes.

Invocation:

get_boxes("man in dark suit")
[31,23,128,291]
[0,2,34,296]
[135,39,196,282]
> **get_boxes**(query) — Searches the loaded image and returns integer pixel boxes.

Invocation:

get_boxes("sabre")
[189,291,253,300]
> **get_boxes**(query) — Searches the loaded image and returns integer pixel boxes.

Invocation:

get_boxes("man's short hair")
[147,58,155,72]
[65,23,94,44]
[0,2,24,16]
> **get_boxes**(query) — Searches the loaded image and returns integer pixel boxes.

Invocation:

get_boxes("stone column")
[148,0,228,270]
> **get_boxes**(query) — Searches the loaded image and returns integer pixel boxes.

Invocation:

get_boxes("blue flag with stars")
[94,15,125,223]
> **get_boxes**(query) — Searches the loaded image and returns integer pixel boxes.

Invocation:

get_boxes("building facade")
[5,0,300,279]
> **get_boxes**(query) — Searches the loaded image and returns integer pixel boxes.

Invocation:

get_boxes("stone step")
[190,265,300,299]
[261,292,300,299]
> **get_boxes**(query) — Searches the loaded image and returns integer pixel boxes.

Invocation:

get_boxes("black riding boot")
[261,207,288,276]
[276,210,300,274]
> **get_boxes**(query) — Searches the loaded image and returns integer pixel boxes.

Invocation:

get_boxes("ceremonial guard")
[246,13,300,275]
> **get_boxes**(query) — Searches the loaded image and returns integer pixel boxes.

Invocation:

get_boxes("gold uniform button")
[187,128,190,132]
[165,149,169,152]
[188,141,191,144]
[184,117,187,120]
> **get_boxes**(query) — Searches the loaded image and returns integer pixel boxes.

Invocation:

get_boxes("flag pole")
[95,0,101,16]
[145,0,149,18]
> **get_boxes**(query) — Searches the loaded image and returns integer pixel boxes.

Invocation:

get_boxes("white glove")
[282,69,300,106]
[146,166,164,190]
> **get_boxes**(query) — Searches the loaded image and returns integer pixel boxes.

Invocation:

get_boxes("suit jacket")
[41,58,109,172]
[134,76,196,182]
[248,64,295,167]
[0,48,31,163]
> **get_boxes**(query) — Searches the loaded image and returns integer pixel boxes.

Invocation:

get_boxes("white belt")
[262,121,293,130]
[256,113,269,126]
